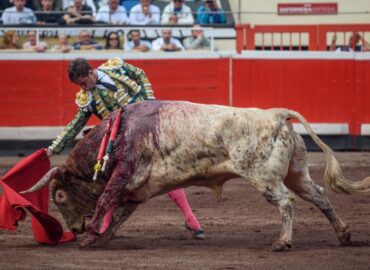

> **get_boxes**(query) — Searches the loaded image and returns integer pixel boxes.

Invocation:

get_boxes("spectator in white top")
[124,29,151,52]
[22,30,48,52]
[1,0,36,25]
[95,0,128,25]
[183,24,211,50]
[161,0,194,25]
[152,29,184,51]
[129,0,160,25]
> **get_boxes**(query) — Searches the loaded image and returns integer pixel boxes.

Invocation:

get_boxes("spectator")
[161,0,194,25]
[183,24,211,50]
[22,30,48,52]
[1,0,36,25]
[330,32,370,52]
[73,30,103,50]
[33,0,62,11]
[152,29,184,51]
[50,34,73,52]
[62,0,97,15]
[1,0,37,10]
[62,0,94,25]
[95,0,128,25]
[0,30,22,49]
[129,0,160,25]
[36,0,63,24]
[196,0,226,25]
[124,29,151,52]
[104,31,122,49]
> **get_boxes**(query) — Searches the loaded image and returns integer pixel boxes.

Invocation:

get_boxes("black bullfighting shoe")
[185,224,206,240]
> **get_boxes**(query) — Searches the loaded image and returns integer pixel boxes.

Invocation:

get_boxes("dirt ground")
[0,152,370,270]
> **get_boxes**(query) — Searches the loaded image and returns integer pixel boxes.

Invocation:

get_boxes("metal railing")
[236,23,370,52]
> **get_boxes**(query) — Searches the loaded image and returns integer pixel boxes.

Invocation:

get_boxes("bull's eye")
[55,189,67,203]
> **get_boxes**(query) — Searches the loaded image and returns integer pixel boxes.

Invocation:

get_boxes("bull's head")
[22,167,105,234]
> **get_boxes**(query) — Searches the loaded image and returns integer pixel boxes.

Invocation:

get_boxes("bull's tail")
[281,109,370,194]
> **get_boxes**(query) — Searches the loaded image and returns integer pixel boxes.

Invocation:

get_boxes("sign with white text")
[278,3,338,15]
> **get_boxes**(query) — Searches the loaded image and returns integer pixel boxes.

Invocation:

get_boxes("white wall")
[228,0,370,25]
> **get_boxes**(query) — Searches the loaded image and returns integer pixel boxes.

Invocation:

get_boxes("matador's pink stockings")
[167,188,202,231]
[99,188,201,234]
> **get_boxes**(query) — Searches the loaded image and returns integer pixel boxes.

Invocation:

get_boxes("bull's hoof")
[94,232,113,247]
[271,240,292,252]
[338,227,351,246]
[79,233,99,249]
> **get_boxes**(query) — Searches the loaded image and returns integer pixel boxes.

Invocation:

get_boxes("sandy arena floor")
[0,152,370,270]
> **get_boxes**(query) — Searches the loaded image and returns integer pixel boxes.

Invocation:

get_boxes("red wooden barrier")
[0,56,368,136]
[232,56,370,135]
[353,58,370,135]
[0,58,230,127]
[0,60,65,126]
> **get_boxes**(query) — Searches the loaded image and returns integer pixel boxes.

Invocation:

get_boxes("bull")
[22,100,370,251]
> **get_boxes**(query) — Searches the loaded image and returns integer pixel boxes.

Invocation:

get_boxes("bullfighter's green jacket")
[49,57,155,154]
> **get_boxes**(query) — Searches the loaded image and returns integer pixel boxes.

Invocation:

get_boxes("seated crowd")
[0,26,212,51]
[1,0,227,25]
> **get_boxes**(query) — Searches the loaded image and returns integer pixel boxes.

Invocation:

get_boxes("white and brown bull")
[22,100,370,251]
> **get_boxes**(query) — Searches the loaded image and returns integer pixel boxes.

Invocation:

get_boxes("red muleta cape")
[0,149,75,244]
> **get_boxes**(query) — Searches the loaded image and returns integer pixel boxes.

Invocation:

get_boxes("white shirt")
[152,37,185,51]
[1,6,36,25]
[96,70,116,89]
[96,5,128,24]
[23,40,48,50]
[129,4,160,25]
[161,2,194,25]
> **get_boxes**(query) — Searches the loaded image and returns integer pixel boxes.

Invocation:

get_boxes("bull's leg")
[253,178,296,252]
[284,135,350,245]
[230,125,296,251]
[80,169,128,248]
[233,161,296,251]
[100,208,114,234]
[94,202,139,247]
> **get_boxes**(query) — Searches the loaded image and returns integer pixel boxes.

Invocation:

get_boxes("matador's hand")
[46,148,54,157]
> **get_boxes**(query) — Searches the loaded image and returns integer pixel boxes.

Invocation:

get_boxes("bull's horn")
[20,167,61,194]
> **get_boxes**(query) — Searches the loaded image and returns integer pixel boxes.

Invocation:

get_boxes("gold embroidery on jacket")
[75,90,91,108]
